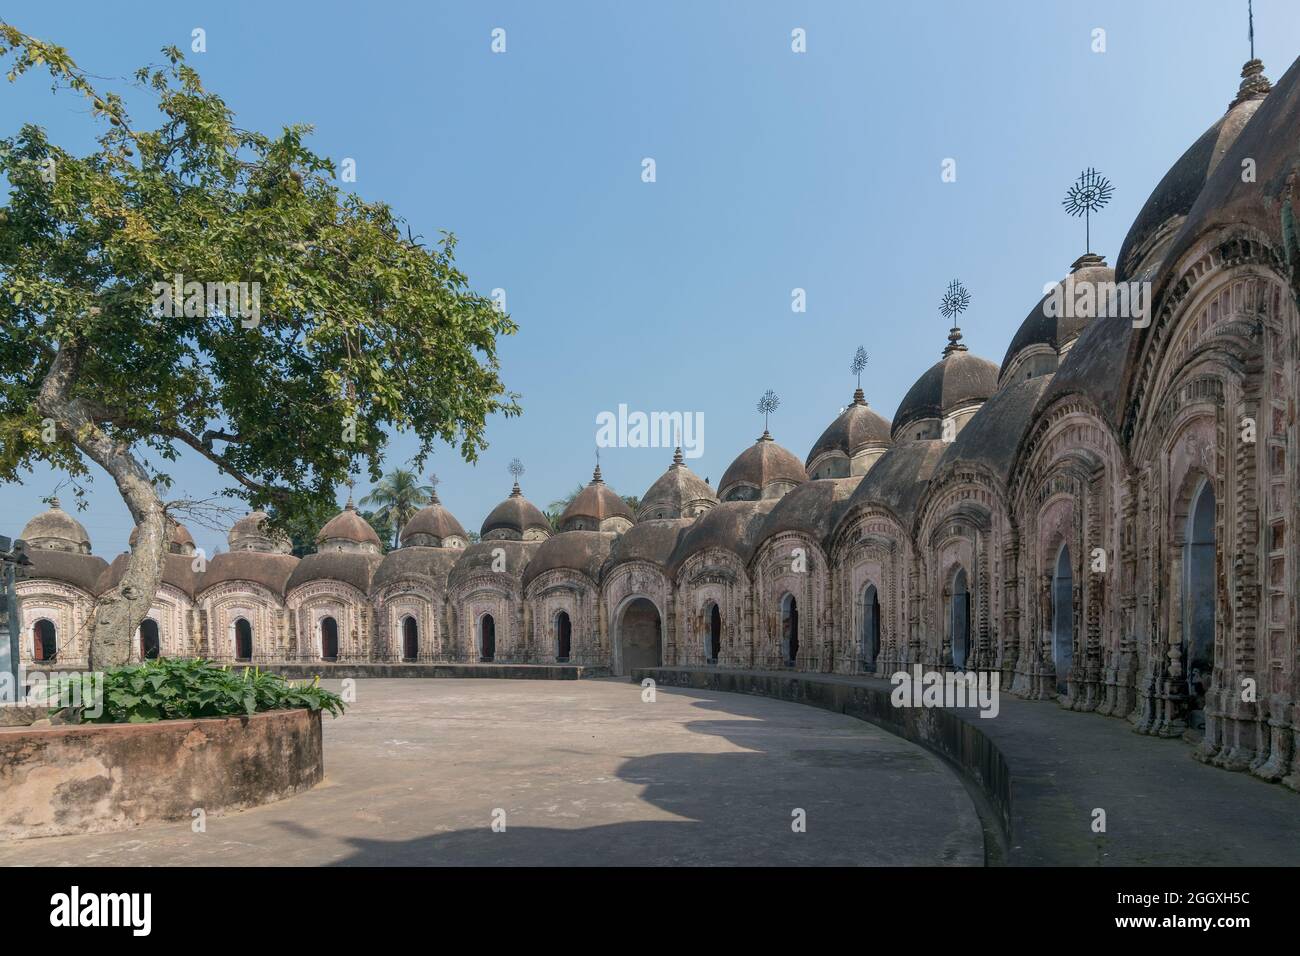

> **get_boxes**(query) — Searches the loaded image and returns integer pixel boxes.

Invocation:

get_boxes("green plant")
[67,658,345,724]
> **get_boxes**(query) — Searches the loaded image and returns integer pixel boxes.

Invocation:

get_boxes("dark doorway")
[862,583,881,672]
[139,618,161,661]
[781,594,799,665]
[950,568,971,668]
[32,619,56,662]
[234,618,253,662]
[480,614,496,662]
[708,603,722,663]
[555,611,571,662]
[617,598,662,675]
[402,616,419,661]
[320,616,339,661]
[1183,479,1216,728]
[1052,546,1073,695]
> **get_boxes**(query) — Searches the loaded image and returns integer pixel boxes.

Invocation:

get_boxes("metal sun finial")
[940,279,970,322]
[1249,0,1255,60]
[508,458,525,481]
[850,345,869,388]
[1062,167,1114,254]
[757,389,781,435]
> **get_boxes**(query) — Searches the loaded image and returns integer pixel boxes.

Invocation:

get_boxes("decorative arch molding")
[830,508,910,676]
[200,579,286,662]
[526,568,599,665]
[751,532,830,673]
[675,548,750,668]
[1126,244,1287,449]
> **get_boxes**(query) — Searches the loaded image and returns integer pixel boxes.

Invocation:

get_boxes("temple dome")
[806,388,892,479]
[228,511,292,554]
[638,448,717,521]
[400,490,468,548]
[129,518,196,556]
[717,432,807,502]
[316,498,382,554]
[521,530,618,588]
[892,328,998,442]
[20,498,91,554]
[999,254,1116,387]
[481,482,552,542]
[1116,59,1271,282]
[558,466,634,533]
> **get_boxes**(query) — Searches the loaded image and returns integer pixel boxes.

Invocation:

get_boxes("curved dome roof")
[717,433,807,501]
[604,517,690,570]
[521,530,617,588]
[637,448,717,521]
[315,500,382,548]
[481,483,552,540]
[892,331,998,440]
[448,539,541,589]
[665,498,780,577]
[285,550,382,595]
[20,498,91,553]
[400,491,467,545]
[999,254,1115,384]
[558,466,633,532]
[1160,53,1300,286]
[1116,59,1271,282]
[128,518,195,554]
[23,549,108,594]
[200,550,299,596]
[755,476,860,551]
[805,389,891,469]
[98,552,201,598]
[837,439,948,531]
[939,375,1052,484]
[372,546,462,593]
[228,511,292,553]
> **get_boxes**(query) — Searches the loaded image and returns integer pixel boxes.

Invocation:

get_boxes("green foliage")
[0,22,520,526]
[359,468,431,548]
[70,657,345,724]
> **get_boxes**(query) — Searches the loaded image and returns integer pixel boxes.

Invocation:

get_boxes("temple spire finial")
[508,457,525,496]
[428,472,441,505]
[939,279,971,357]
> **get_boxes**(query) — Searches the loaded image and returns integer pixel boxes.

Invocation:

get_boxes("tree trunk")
[36,341,170,670]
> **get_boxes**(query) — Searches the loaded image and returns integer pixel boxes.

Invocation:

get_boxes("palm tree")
[546,483,586,532]
[359,469,432,549]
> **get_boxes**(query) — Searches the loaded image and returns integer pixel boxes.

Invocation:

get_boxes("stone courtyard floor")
[0,678,983,866]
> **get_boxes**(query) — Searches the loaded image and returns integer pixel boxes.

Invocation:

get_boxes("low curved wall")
[264,662,606,680]
[0,708,323,841]
[633,668,1011,857]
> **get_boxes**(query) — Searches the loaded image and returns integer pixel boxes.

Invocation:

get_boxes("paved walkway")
[644,668,1300,866]
[0,679,982,867]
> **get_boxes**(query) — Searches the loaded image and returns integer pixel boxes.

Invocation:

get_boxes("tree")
[547,483,586,532]
[358,468,430,549]
[0,26,520,667]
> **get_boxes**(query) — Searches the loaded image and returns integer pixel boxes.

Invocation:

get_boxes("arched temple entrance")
[780,594,799,665]
[950,568,970,668]
[139,618,161,661]
[861,583,880,672]
[402,616,419,661]
[234,618,253,661]
[32,619,56,662]
[320,616,339,661]
[1182,479,1216,728]
[707,602,722,663]
[479,613,496,662]
[1052,545,1073,695]
[555,611,572,662]
[616,598,661,676]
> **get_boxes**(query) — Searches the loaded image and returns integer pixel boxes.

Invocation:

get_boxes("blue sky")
[3,0,1298,558]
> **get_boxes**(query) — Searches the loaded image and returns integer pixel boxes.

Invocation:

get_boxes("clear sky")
[3,0,1298,559]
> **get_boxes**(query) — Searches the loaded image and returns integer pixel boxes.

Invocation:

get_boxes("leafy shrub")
[67,658,346,724]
